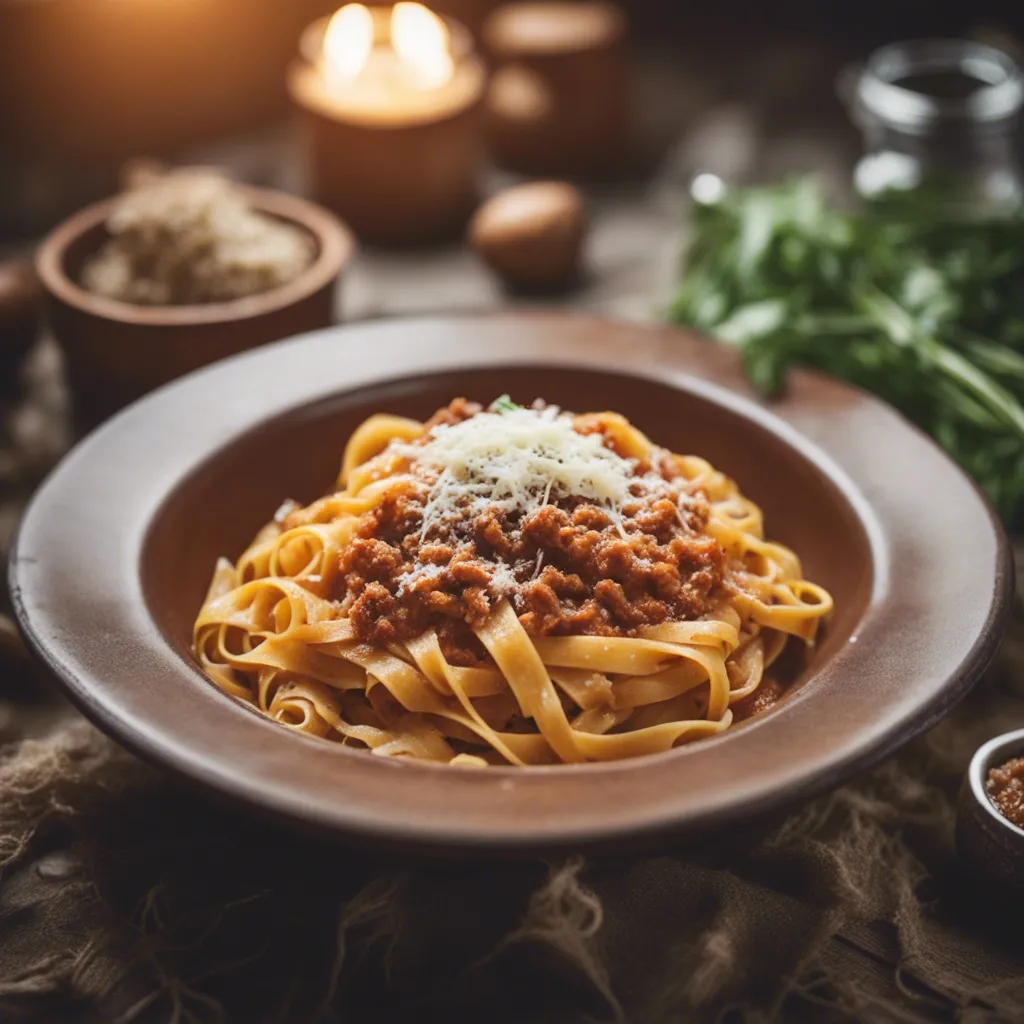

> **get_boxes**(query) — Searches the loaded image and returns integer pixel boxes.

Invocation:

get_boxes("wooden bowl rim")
[35,186,355,327]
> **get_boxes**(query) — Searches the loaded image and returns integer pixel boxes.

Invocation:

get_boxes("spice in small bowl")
[986,756,1024,829]
[37,166,354,431]
[956,728,1024,892]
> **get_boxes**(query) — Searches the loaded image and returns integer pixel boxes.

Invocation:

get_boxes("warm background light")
[391,3,455,90]
[323,4,375,86]
[321,2,454,93]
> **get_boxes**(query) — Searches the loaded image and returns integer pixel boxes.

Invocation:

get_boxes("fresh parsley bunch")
[669,179,1024,524]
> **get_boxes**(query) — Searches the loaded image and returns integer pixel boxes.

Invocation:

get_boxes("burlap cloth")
[2,345,1024,1024]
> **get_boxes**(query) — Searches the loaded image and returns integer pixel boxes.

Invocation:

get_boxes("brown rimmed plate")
[9,313,1013,854]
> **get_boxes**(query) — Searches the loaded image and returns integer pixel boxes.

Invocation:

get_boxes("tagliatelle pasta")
[193,398,832,766]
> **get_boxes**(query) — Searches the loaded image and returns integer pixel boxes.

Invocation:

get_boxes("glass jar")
[844,39,1024,210]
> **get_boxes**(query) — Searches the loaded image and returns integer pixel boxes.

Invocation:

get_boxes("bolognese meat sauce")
[332,400,726,666]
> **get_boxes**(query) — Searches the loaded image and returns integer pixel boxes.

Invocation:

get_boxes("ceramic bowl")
[36,188,354,430]
[957,728,1024,890]
[10,313,1013,854]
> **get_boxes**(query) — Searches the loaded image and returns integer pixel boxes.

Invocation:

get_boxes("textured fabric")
[3,610,1024,1024]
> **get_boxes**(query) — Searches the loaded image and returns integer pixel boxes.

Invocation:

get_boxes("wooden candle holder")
[483,2,631,178]
[290,13,487,247]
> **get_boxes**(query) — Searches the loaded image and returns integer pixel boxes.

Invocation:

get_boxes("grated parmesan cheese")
[393,403,642,537]
[396,562,447,595]
[489,560,520,596]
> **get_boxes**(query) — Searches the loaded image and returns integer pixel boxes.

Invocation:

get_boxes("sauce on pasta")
[193,398,833,766]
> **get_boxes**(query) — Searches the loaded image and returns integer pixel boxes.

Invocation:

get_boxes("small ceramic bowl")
[36,188,355,431]
[957,728,1024,890]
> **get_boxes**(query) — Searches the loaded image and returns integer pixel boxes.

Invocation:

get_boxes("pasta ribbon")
[193,403,831,766]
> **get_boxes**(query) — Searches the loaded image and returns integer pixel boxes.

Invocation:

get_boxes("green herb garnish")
[668,178,1024,524]
[491,395,524,414]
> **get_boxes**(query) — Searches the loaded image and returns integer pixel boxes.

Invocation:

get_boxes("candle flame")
[391,3,454,90]
[323,4,375,86]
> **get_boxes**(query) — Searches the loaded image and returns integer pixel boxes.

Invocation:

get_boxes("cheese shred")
[395,403,640,536]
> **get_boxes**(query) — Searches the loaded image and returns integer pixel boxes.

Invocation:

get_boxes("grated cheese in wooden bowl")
[81,169,315,306]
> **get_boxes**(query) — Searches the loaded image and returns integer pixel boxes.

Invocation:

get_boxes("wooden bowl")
[957,729,1024,891]
[36,188,354,431]
[482,2,632,177]
[10,313,1012,855]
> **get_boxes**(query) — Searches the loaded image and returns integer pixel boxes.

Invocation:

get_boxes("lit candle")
[289,4,487,245]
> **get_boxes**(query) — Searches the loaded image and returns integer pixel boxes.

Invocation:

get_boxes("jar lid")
[852,39,1024,135]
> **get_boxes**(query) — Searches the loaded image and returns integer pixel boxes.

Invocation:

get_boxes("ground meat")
[511,502,722,635]
[422,398,482,431]
[987,757,1024,829]
[334,399,726,664]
